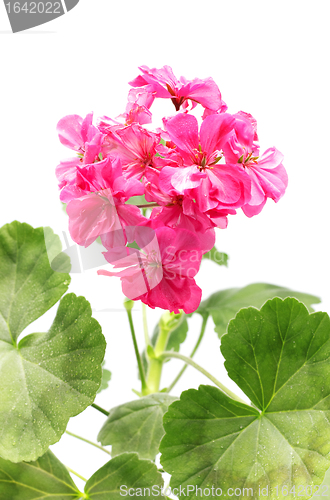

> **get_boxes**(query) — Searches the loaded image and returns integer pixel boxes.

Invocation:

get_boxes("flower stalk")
[143,321,171,394]
[161,350,247,405]
[144,311,184,394]
[65,430,111,456]
[167,314,208,392]
[124,299,148,394]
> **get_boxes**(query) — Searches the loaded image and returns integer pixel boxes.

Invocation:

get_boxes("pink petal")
[76,158,114,192]
[200,113,235,157]
[164,114,199,160]
[133,225,162,257]
[178,77,224,111]
[242,198,267,217]
[116,204,146,228]
[257,147,285,169]
[99,264,151,299]
[128,87,155,109]
[142,276,202,314]
[232,112,256,150]
[161,227,202,277]
[116,124,158,158]
[57,115,84,150]
[247,148,288,202]
[80,113,94,143]
[56,157,80,189]
[129,65,174,98]
[170,166,205,193]
[207,165,251,207]
[198,228,216,254]
[83,132,104,165]
[60,183,86,204]
[67,193,124,248]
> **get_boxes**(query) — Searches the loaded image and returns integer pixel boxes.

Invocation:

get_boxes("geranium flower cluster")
[56,65,288,314]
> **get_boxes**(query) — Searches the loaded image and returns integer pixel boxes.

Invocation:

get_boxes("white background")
[1,0,330,492]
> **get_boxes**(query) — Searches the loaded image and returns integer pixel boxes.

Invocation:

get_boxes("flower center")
[238,151,259,166]
[193,146,222,171]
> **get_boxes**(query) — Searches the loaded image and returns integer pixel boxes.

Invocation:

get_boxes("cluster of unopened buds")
[56,65,288,314]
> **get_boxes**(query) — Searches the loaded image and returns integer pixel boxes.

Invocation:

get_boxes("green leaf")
[0,221,71,344]
[126,195,147,206]
[0,292,106,463]
[127,241,141,250]
[98,393,177,460]
[97,361,111,394]
[197,282,321,338]
[0,221,106,462]
[202,246,228,267]
[85,453,163,499]
[0,449,82,499]
[160,298,330,499]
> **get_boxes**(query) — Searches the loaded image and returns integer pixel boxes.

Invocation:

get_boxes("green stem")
[154,324,171,357]
[144,323,172,394]
[142,303,150,347]
[167,315,208,393]
[144,357,163,394]
[126,308,148,393]
[65,430,111,456]
[91,403,109,416]
[66,466,87,483]
[161,351,247,404]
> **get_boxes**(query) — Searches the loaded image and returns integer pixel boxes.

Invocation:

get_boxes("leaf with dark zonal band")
[196,282,320,337]
[85,452,163,499]
[0,449,82,499]
[160,298,330,500]
[98,393,177,460]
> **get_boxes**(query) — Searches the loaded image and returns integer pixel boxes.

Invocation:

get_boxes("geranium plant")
[0,65,328,500]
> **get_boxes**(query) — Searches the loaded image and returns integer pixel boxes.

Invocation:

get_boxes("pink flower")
[223,111,259,164]
[144,167,219,233]
[98,90,153,128]
[129,65,226,113]
[103,124,161,180]
[55,68,289,311]
[223,112,288,216]
[66,157,145,248]
[56,157,81,191]
[241,148,288,217]
[124,88,153,125]
[56,113,105,201]
[163,113,251,214]
[98,225,204,313]
[57,113,102,155]
[204,207,236,229]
